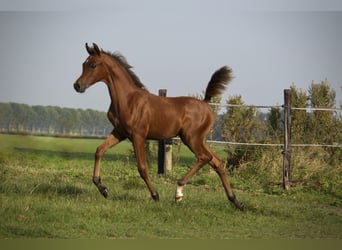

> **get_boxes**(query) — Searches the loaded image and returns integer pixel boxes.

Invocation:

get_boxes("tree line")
[0,103,112,137]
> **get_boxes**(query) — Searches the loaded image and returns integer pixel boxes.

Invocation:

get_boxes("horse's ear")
[85,43,93,55]
[93,43,101,56]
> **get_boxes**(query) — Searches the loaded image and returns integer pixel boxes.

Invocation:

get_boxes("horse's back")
[153,95,212,121]
[142,94,213,139]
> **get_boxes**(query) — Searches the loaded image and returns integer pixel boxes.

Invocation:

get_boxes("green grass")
[0,134,341,239]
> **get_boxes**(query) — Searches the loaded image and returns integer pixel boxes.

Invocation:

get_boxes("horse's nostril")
[74,83,81,92]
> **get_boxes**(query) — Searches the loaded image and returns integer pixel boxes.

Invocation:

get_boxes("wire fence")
[209,103,283,109]
[207,102,342,149]
[209,140,342,148]
[210,102,342,111]
[291,107,342,111]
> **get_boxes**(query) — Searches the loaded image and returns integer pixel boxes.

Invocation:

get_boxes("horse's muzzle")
[74,82,85,93]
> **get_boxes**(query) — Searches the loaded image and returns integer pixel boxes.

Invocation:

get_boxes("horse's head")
[74,43,107,93]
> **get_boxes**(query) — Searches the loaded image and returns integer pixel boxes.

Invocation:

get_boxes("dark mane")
[102,50,147,90]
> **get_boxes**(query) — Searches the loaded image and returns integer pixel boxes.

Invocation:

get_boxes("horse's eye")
[89,62,97,69]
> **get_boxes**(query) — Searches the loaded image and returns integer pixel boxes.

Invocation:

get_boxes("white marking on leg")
[176,185,184,197]
[175,185,184,202]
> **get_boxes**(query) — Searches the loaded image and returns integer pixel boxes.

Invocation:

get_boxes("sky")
[0,0,342,112]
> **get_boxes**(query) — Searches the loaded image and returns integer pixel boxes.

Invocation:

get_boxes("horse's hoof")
[232,199,244,211]
[175,196,183,203]
[101,188,109,198]
[236,201,245,211]
[229,193,244,211]
[152,192,159,201]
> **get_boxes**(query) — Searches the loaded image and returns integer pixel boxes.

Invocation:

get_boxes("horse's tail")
[203,66,233,102]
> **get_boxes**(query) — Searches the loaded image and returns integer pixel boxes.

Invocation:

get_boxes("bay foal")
[74,43,244,210]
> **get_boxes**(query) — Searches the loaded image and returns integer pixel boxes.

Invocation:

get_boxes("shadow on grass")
[5,224,56,238]
[14,147,128,162]
[112,193,143,202]
[31,183,88,197]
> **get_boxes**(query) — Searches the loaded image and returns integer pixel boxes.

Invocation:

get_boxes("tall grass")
[0,134,341,239]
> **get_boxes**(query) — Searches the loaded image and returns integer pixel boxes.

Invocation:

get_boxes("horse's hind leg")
[176,136,244,210]
[175,158,208,202]
[209,153,244,211]
[93,132,123,198]
[175,140,212,202]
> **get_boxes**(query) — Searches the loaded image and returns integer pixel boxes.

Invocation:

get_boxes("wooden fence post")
[165,138,173,172]
[282,89,292,190]
[157,89,172,175]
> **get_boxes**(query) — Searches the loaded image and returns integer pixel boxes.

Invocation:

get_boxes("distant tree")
[0,103,12,131]
[290,84,308,144]
[221,95,265,169]
[10,103,31,132]
[286,81,341,166]
[307,80,341,164]
[222,95,260,142]
[267,107,282,142]
[307,80,336,144]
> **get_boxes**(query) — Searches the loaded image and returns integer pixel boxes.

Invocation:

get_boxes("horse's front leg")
[93,132,123,198]
[132,136,159,201]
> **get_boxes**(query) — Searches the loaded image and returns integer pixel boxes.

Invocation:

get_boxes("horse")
[73,43,244,210]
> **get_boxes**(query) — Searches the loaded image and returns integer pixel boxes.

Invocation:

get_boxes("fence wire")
[207,102,342,149]
[208,140,342,149]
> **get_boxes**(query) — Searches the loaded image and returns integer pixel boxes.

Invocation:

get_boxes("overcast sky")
[1,0,342,112]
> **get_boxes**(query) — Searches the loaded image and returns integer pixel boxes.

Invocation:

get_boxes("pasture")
[0,134,341,239]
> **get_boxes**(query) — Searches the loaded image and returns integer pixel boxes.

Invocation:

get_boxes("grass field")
[0,134,341,239]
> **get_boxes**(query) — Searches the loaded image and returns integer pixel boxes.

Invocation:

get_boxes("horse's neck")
[104,60,137,116]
